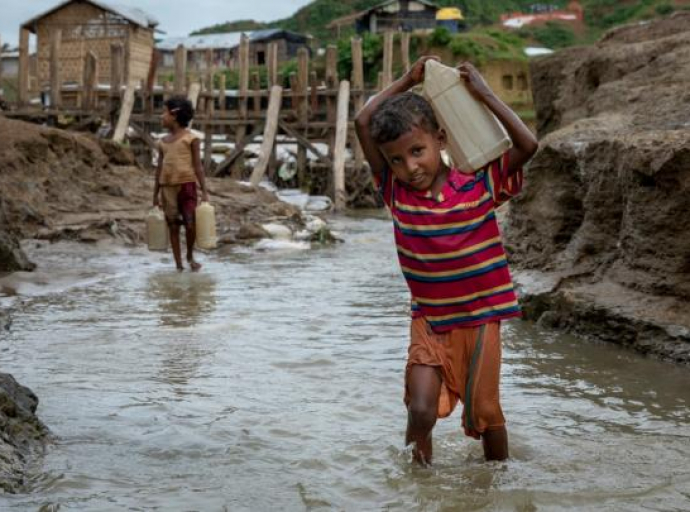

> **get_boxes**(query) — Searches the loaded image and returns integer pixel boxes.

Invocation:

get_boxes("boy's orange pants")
[405,318,505,439]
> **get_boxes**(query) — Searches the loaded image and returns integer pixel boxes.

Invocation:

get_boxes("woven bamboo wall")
[34,1,153,87]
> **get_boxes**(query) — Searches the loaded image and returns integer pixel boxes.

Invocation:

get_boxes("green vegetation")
[192,0,689,52]
[518,21,576,49]
[191,20,267,35]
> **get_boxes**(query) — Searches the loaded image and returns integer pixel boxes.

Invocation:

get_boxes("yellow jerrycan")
[146,207,169,251]
[423,59,511,172]
[195,201,217,250]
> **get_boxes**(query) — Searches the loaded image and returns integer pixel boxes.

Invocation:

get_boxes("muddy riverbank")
[507,13,690,363]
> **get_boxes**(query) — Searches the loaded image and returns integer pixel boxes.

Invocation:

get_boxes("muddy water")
[1,213,689,511]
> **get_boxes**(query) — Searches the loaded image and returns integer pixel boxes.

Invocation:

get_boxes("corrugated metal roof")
[22,0,158,31]
[156,30,307,51]
[157,32,250,51]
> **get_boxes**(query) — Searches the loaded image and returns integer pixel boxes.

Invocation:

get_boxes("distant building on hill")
[501,1,583,29]
[327,0,439,37]
[436,7,467,34]
[157,29,311,71]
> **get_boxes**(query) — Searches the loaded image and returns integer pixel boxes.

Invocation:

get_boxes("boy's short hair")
[164,96,195,128]
[369,92,440,144]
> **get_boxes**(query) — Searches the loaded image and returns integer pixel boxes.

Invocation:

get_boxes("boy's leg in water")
[406,364,442,465]
[168,220,183,271]
[184,220,201,271]
[482,427,508,461]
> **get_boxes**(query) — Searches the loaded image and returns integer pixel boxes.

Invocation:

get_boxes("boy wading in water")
[355,57,538,464]
[153,96,209,271]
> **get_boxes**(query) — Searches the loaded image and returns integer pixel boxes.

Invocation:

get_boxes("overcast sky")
[0,0,313,46]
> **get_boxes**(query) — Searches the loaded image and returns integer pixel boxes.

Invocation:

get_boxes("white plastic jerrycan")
[195,201,217,250]
[146,207,169,251]
[423,59,511,172]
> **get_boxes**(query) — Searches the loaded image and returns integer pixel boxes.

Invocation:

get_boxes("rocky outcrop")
[0,373,49,493]
[507,12,690,362]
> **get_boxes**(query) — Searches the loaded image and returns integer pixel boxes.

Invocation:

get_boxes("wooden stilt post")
[382,31,394,88]
[82,50,98,110]
[174,44,187,94]
[333,80,351,212]
[401,32,411,73]
[113,81,136,143]
[251,71,261,116]
[296,47,309,186]
[325,44,338,161]
[267,42,278,87]
[49,29,62,109]
[232,34,250,178]
[351,37,365,172]
[110,43,124,113]
[218,73,227,113]
[250,85,283,186]
[18,28,30,106]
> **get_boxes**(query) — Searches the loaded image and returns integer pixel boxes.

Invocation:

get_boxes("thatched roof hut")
[20,0,158,89]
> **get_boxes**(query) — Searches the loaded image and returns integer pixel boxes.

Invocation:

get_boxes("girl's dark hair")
[369,92,440,144]
[164,96,194,127]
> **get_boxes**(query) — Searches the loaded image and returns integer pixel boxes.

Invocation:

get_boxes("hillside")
[192,0,690,45]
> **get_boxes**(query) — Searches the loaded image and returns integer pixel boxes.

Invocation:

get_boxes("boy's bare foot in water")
[188,258,202,272]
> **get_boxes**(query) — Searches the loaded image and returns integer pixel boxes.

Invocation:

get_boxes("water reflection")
[146,272,218,390]
[146,272,217,328]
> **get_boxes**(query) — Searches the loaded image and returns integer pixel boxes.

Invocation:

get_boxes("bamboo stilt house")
[20,0,158,92]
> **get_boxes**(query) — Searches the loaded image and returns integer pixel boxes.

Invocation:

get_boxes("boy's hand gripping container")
[422,60,511,172]
[146,207,169,251]
[195,201,217,250]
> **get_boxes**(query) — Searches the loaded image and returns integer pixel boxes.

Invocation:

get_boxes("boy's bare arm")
[458,63,538,174]
[191,139,209,202]
[354,56,439,177]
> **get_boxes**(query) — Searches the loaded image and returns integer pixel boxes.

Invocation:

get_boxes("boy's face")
[379,125,447,191]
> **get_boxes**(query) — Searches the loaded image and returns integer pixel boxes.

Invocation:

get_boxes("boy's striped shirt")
[376,153,523,332]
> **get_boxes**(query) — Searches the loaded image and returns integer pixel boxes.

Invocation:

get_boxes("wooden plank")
[278,120,332,166]
[333,80,350,211]
[49,29,62,109]
[250,85,283,186]
[214,122,265,177]
[0,35,3,84]
[174,44,187,94]
[187,82,202,108]
[112,81,136,143]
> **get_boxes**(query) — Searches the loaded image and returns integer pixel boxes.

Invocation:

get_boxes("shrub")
[428,27,452,47]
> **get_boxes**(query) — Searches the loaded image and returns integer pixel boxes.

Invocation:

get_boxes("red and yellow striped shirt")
[376,153,523,332]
